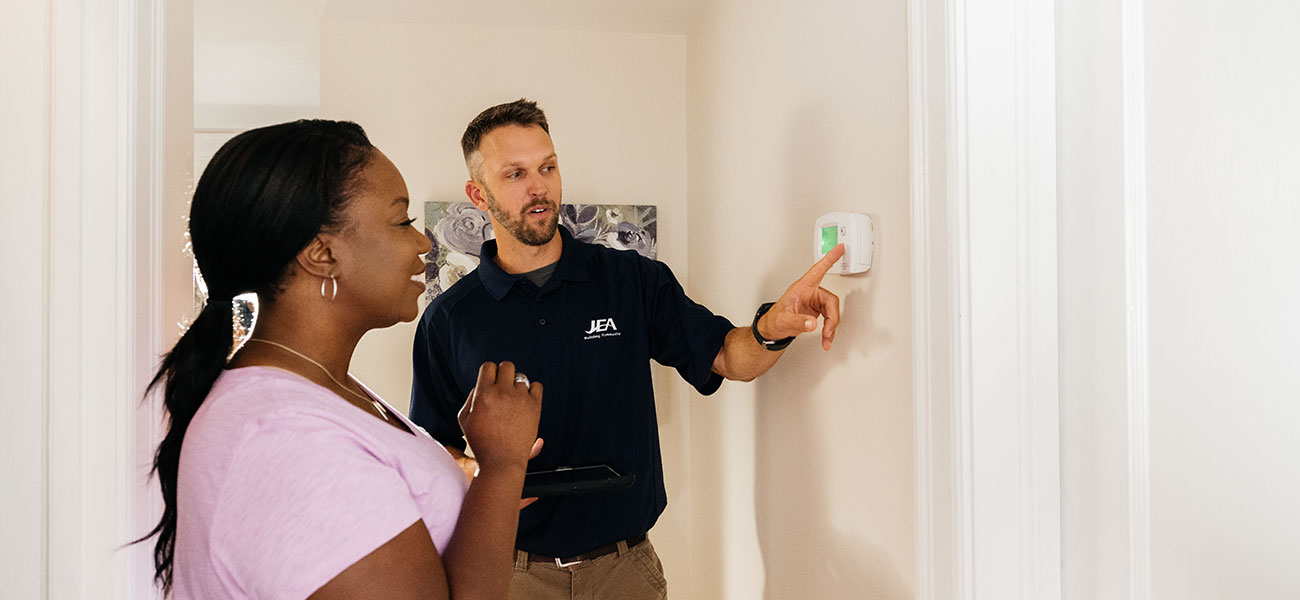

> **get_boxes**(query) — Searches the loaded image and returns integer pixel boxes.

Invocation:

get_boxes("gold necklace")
[245,338,389,421]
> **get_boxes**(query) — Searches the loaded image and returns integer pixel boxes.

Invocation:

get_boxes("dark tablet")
[522,464,636,498]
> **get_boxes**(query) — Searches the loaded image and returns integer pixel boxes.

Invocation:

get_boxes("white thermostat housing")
[814,212,873,274]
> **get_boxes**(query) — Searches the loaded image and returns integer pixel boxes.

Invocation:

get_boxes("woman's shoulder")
[210,366,346,413]
[211,364,328,397]
[191,367,376,451]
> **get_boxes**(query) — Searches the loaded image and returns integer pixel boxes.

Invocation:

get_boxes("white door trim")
[909,0,970,594]
[910,0,1062,597]
[1120,0,1152,596]
[42,0,180,597]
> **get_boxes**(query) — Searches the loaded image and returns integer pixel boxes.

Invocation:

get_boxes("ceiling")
[197,0,705,35]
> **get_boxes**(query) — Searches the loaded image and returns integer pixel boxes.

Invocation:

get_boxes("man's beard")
[486,189,559,247]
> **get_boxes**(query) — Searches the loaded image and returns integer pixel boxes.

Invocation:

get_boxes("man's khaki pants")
[508,537,668,600]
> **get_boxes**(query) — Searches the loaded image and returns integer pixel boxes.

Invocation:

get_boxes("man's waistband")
[521,533,648,568]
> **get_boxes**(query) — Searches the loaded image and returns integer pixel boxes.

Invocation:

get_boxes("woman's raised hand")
[458,361,543,475]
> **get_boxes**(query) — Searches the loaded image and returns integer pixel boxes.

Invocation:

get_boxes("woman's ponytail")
[141,297,234,592]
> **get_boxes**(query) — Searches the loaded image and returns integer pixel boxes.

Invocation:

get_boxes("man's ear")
[465,179,490,212]
[295,233,337,280]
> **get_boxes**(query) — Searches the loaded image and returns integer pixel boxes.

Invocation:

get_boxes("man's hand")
[519,439,543,509]
[446,446,479,484]
[711,245,845,381]
[757,244,844,351]
[447,440,543,509]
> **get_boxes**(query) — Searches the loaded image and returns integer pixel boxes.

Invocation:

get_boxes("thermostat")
[814,212,873,274]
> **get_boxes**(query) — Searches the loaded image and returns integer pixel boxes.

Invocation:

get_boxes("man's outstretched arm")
[711,244,844,381]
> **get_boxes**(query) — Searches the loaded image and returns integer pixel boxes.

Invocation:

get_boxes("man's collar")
[476,224,591,300]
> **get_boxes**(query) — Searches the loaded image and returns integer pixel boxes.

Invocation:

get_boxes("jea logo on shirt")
[583,317,621,340]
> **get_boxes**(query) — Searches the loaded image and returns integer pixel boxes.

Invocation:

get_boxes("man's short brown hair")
[461,98,550,180]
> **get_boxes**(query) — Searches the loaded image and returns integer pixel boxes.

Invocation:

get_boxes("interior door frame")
[908,0,1063,597]
[42,0,191,597]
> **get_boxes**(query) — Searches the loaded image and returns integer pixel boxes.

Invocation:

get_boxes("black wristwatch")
[751,302,795,351]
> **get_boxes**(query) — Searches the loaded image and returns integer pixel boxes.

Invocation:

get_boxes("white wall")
[686,1,914,598]
[194,3,324,186]
[1059,0,1300,598]
[317,17,699,591]
[1144,0,1300,596]
[194,21,321,109]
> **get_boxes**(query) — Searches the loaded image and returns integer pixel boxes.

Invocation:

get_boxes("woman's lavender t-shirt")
[173,366,467,600]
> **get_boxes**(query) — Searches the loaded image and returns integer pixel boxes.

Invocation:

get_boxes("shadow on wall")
[752,105,910,600]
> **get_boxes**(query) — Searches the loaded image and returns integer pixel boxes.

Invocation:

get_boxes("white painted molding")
[43,0,170,598]
[131,0,172,596]
[1014,0,1062,596]
[911,0,1061,597]
[909,0,972,595]
[908,0,939,590]
[1120,0,1152,597]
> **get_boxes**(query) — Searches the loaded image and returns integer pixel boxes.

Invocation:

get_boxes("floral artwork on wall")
[422,202,657,301]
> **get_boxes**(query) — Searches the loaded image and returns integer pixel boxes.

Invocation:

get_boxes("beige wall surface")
[685,1,913,598]
[318,18,698,591]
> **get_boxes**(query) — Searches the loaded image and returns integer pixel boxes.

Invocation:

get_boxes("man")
[411,98,843,599]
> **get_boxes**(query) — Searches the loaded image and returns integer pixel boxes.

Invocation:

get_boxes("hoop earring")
[321,275,337,301]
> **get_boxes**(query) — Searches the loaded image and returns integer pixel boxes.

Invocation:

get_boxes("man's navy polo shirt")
[410,225,734,557]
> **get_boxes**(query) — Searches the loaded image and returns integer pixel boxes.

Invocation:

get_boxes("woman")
[141,120,542,599]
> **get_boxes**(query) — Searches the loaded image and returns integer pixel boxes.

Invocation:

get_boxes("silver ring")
[513,373,530,387]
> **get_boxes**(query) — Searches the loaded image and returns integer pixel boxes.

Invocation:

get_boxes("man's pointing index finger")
[800,243,846,286]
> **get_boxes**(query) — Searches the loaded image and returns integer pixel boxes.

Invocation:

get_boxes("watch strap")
[751,302,795,351]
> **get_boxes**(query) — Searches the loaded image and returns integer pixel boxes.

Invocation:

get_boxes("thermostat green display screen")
[820,225,839,254]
